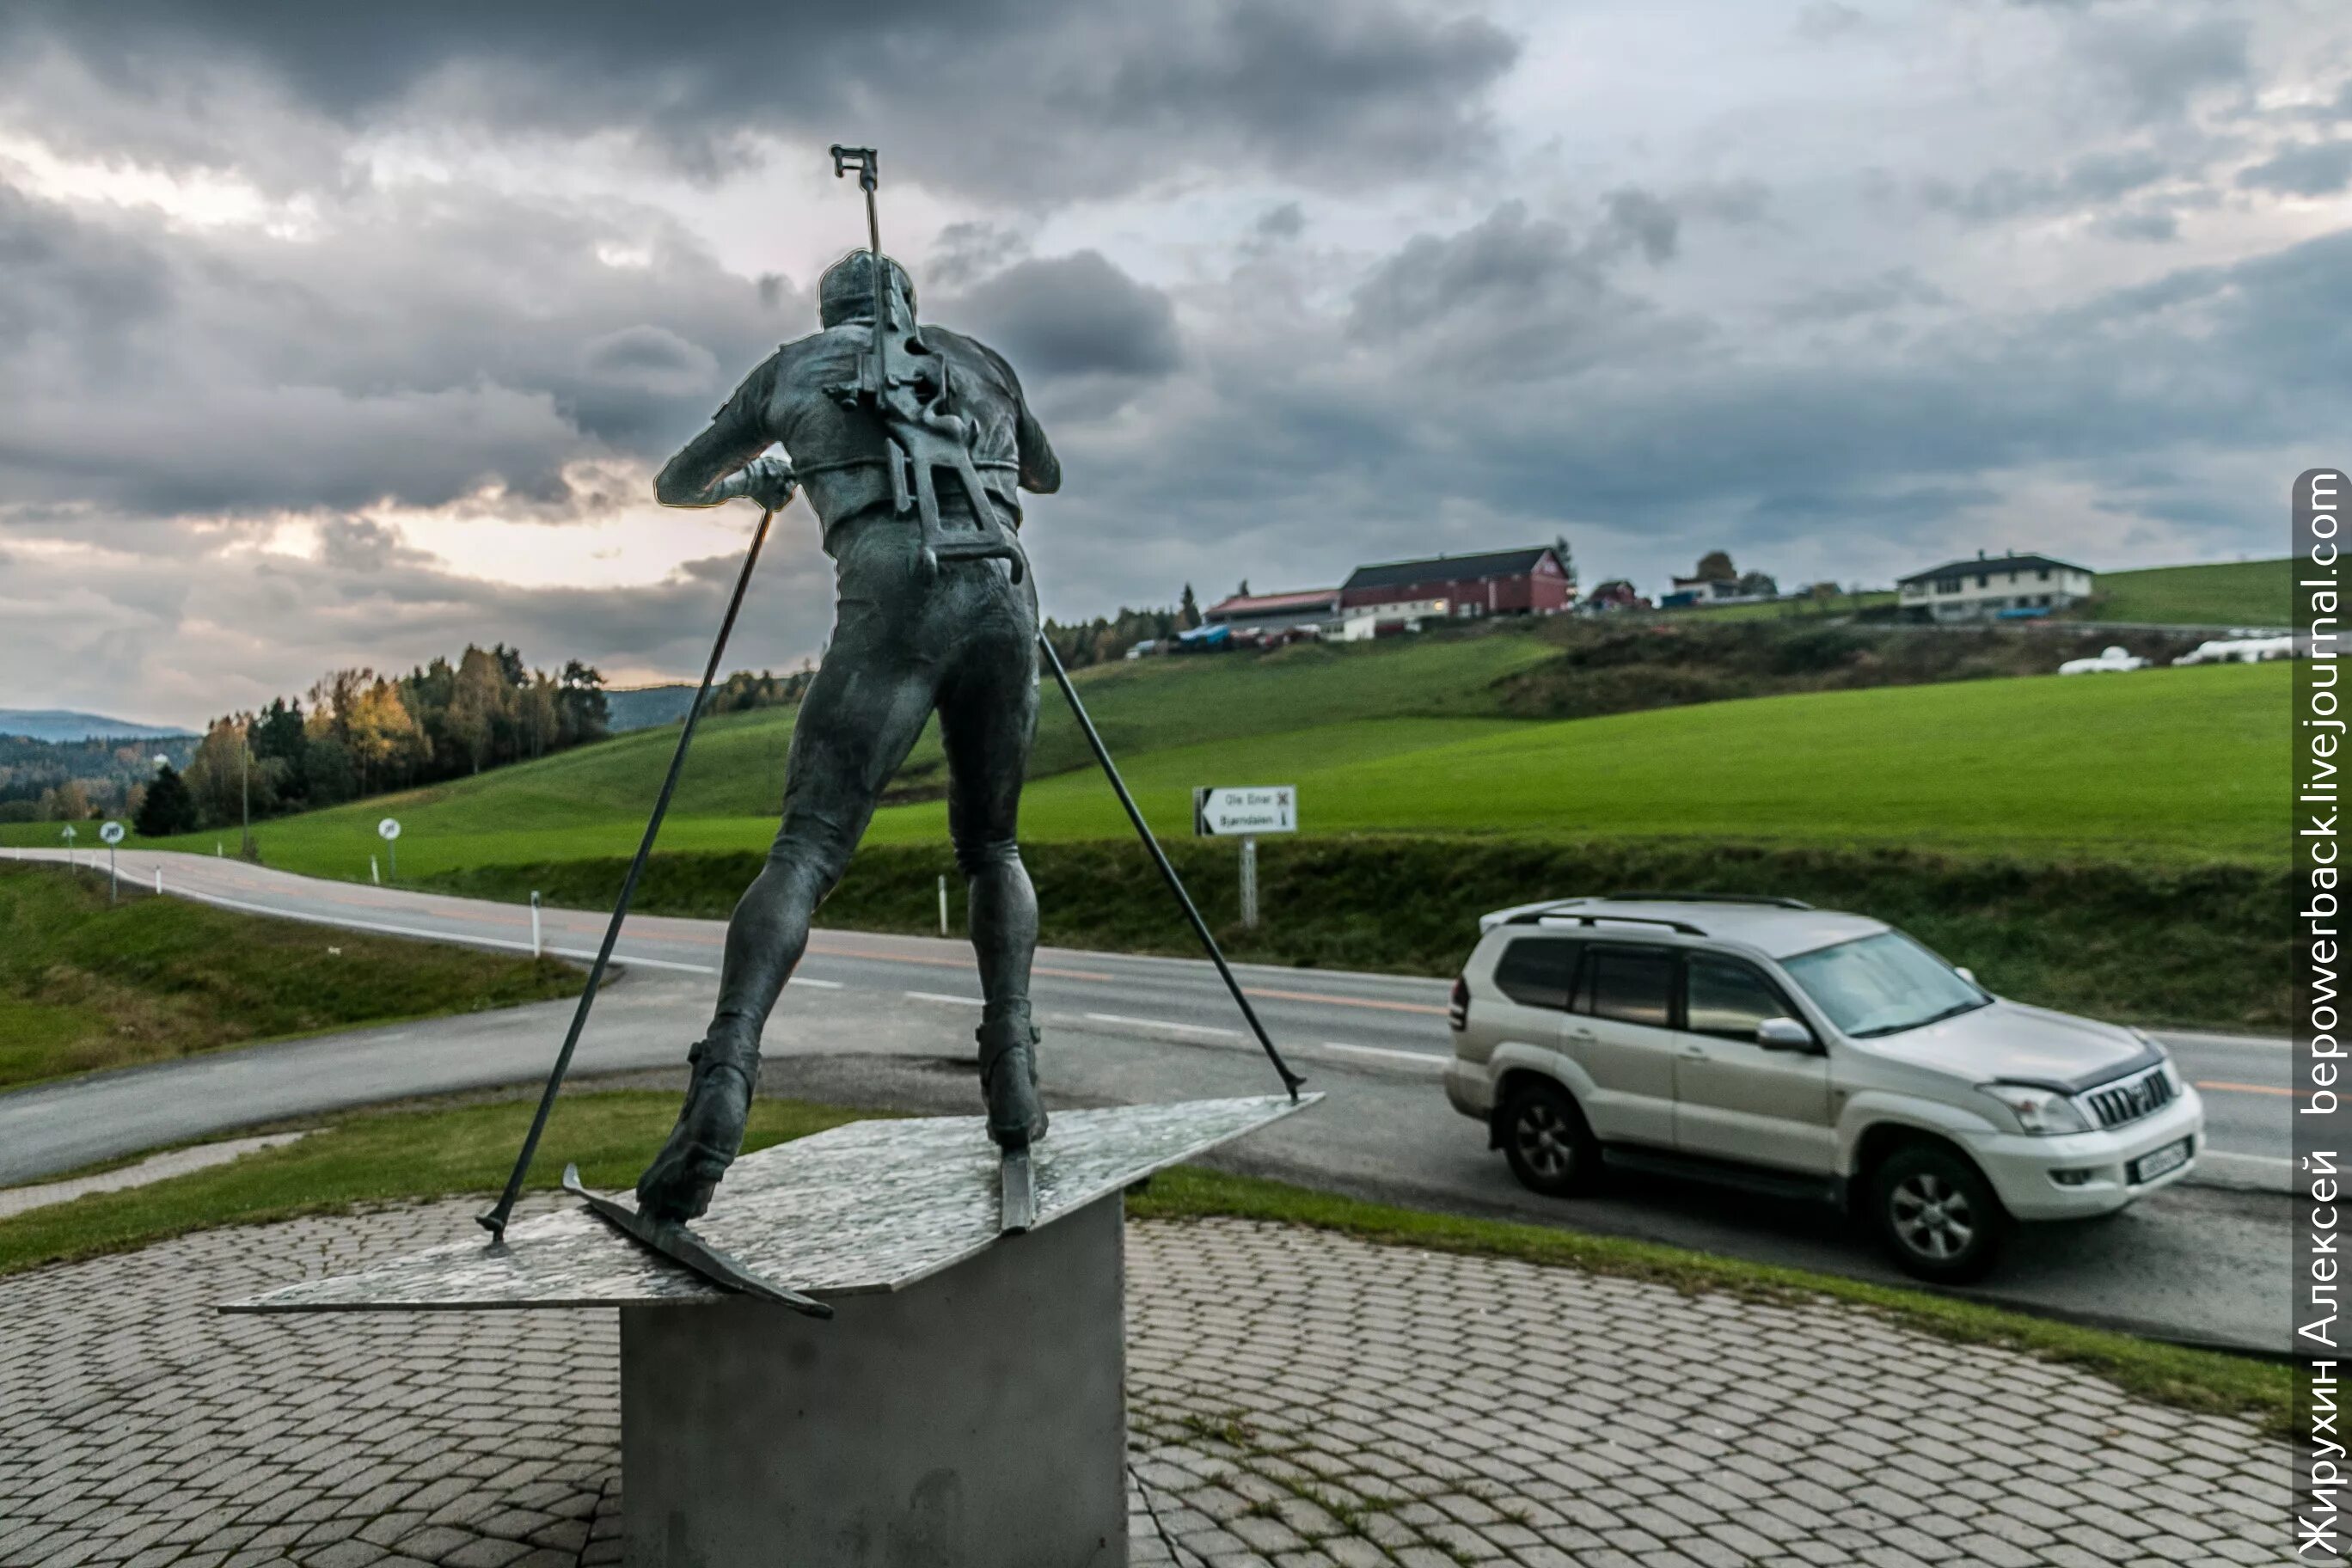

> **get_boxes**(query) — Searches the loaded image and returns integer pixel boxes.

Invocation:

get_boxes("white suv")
[1442,894,2203,1282]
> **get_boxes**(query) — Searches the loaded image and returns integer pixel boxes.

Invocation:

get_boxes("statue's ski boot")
[634,1038,756,1227]
[978,1014,1047,1234]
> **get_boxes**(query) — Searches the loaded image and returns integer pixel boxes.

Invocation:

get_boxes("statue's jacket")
[668,320,1061,557]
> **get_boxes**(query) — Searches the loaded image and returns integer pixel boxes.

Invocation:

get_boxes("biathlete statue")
[633,242,1061,1226]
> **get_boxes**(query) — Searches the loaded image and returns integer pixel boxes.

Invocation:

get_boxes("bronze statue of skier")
[633,193,1061,1226]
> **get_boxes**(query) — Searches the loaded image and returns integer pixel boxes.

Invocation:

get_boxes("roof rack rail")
[1596,891,1814,910]
[1504,910,1708,937]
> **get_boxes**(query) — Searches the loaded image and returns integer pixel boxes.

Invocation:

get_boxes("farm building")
[1201,587,1343,635]
[1897,550,2094,622]
[1338,546,1573,618]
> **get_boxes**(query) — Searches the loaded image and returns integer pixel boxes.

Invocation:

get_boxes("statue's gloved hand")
[726,455,798,512]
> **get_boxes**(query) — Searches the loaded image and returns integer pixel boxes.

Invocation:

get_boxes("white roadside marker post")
[154,868,162,895]
[939,874,949,936]
[1239,836,1259,929]
[531,891,543,959]
[370,855,380,885]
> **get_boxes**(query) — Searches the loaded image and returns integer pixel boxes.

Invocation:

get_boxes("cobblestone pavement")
[0,1199,2292,1567]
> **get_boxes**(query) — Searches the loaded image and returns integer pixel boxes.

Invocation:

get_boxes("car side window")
[1579,946,1675,1029]
[1492,937,1579,1011]
[1685,955,1796,1041]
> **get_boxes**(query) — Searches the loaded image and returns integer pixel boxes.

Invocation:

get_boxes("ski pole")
[479,506,777,1243]
[1035,633,1303,1099]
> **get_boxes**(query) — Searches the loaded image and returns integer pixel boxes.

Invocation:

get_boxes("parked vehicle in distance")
[2173,634,2298,665]
[2056,645,2147,675]
[1443,894,2203,1282]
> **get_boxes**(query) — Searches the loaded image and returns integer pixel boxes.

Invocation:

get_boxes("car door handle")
[1566,1026,1596,1042]
[1680,1043,1707,1059]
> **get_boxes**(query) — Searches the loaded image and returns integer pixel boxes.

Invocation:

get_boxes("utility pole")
[239,721,254,861]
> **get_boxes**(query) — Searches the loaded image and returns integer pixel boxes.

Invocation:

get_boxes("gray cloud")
[947,251,1181,383]
[1920,148,2171,224]
[0,177,798,519]
[2239,140,2352,196]
[0,0,1519,202]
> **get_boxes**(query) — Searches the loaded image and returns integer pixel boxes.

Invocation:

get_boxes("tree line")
[135,646,609,837]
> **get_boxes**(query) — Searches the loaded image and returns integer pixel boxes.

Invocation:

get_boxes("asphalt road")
[0,847,2295,1352]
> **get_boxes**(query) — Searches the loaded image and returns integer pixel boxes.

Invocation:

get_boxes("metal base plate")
[999,1148,1036,1235]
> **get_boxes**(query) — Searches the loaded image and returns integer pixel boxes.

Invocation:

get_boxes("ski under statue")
[560,1164,832,1319]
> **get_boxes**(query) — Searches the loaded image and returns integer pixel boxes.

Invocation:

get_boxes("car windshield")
[1780,931,1990,1038]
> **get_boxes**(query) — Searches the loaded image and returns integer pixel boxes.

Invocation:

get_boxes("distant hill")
[0,709,193,744]
[603,685,699,733]
[2070,558,2288,628]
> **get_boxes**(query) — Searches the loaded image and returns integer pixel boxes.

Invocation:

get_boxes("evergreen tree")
[135,764,199,837]
[1179,583,1201,629]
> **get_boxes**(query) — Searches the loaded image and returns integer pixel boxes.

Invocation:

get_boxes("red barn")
[1338,547,1573,617]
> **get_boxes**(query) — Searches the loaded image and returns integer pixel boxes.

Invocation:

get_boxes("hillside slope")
[91,658,2287,877]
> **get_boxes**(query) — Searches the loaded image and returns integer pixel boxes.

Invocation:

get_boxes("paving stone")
[0,1198,2293,1566]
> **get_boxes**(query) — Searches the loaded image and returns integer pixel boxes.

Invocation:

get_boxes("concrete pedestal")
[228,1096,1318,1568]
[621,1197,1124,1568]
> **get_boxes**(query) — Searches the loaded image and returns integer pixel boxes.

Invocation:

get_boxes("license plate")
[2130,1138,2191,1184]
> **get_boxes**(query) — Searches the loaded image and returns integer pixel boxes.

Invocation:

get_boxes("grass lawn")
[0,863,580,1088]
[21,658,2283,878]
[874,660,2288,863]
[2073,557,2289,627]
[0,1089,2293,1440]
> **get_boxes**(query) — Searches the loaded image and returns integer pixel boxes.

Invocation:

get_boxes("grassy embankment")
[0,1089,2294,1440]
[0,863,579,1089]
[2072,557,2289,627]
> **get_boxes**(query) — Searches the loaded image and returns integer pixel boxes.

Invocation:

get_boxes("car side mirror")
[1756,1017,1816,1052]
[1954,966,1976,985]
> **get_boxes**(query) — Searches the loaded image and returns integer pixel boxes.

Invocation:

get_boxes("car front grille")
[2084,1065,2174,1130]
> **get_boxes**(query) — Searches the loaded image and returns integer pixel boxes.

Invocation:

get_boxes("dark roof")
[1341,547,1558,592]
[1897,553,2092,585]
[1204,588,1341,618]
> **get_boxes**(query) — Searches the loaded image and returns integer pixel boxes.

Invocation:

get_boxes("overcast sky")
[2,0,2345,725]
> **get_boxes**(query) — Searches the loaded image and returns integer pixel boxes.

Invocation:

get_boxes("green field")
[2073,557,2289,627]
[11,658,2279,875]
[0,863,579,1087]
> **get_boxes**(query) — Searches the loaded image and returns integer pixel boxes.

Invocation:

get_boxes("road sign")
[378,818,402,842]
[100,821,125,846]
[1192,786,1297,838]
[59,824,77,842]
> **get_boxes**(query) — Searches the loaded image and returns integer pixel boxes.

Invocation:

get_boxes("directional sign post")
[100,820,125,904]
[1191,786,1296,930]
[378,818,401,881]
[59,823,77,871]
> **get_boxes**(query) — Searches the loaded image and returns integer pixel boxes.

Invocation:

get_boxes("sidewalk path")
[0,1203,2288,1567]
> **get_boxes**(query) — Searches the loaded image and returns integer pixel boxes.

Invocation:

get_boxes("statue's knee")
[953,838,1023,880]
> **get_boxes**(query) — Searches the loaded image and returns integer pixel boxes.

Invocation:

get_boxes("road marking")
[140,883,720,973]
[787,977,843,989]
[806,941,1114,983]
[1085,1013,1240,1038]
[1322,1042,1449,1069]
[1244,986,1448,1016]
[907,990,984,1007]
[2196,1081,2294,1098]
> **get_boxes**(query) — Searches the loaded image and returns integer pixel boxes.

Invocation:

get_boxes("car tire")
[1499,1081,1601,1198]
[1870,1142,2008,1283]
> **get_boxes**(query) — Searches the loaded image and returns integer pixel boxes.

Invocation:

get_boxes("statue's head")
[818,250,916,328]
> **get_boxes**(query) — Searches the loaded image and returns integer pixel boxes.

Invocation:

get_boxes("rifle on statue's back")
[826,145,1025,580]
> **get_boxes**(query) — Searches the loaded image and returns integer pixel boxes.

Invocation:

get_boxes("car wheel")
[1500,1081,1600,1197]
[1871,1143,2008,1283]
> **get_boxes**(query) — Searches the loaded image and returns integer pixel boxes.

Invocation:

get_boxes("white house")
[1896,551,2094,622]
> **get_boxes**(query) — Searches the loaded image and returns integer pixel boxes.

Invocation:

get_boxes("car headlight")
[1977,1082,2091,1136]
